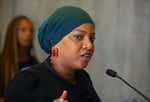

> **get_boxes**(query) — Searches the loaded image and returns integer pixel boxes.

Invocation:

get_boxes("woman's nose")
[83,38,94,51]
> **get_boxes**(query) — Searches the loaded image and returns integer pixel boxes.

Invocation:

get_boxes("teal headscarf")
[38,6,94,54]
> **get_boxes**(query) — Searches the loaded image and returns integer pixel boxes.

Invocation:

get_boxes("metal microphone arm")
[106,69,150,102]
[116,76,150,102]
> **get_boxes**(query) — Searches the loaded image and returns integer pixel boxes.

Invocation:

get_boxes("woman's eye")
[18,27,26,32]
[90,37,96,43]
[73,35,83,40]
[18,27,34,33]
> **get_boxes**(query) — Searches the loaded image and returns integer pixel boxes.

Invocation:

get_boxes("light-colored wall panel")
[0,0,150,102]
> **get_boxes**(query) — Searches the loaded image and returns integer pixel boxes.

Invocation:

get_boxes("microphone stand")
[116,75,150,102]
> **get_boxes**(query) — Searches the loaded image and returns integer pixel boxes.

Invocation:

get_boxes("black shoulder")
[4,63,48,102]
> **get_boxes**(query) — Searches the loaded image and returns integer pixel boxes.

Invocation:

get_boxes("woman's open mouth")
[81,53,91,61]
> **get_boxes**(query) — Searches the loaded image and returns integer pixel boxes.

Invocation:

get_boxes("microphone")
[106,69,150,102]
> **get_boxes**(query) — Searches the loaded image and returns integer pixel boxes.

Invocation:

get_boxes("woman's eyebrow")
[74,29,95,35]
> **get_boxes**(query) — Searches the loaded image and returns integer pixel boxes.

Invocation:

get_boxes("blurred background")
[0,0,150,102]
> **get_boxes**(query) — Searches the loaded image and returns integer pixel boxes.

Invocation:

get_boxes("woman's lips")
[81,53,91,61]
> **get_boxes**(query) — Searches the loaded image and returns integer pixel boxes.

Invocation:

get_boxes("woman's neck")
[18,46,29,62]
[51,59,76,84]
[60,70,76,84]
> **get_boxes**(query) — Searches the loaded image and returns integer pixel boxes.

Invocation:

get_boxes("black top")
[19,55,38,70]
[4,58,101,102]
[0,55,38,97]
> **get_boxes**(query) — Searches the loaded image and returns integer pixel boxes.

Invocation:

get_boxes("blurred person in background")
[0,15,39,101]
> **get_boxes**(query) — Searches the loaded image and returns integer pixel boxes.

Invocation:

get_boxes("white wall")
[0,0,150,102]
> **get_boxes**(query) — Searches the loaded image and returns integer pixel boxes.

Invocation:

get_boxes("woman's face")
[17,19,34,48]
[55,23,95,71]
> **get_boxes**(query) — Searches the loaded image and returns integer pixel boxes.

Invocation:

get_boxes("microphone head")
[106,69,118,77]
